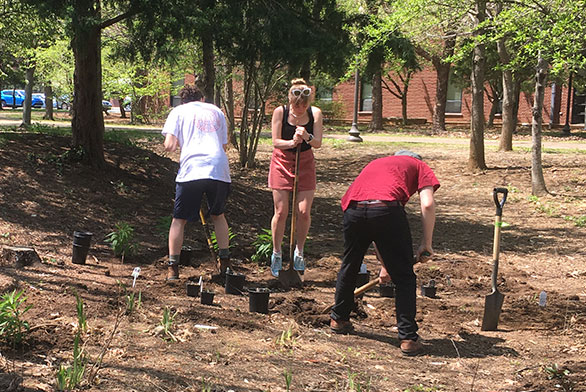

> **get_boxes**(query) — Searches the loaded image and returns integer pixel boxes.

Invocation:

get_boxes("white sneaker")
[293,249,305,272]
[270,253,282,277]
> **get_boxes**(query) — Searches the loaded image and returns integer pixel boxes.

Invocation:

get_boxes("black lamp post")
[562,73,573,135]
[347,68,363,142]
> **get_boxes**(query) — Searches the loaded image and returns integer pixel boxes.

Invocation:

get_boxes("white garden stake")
[131,267,141,288]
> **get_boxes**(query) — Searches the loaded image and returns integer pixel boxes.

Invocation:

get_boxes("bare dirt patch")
[0,129,585,391]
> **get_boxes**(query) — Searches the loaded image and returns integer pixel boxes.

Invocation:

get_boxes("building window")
[316,87,333,102]
[361,82,373,111]
[446,77,462,114]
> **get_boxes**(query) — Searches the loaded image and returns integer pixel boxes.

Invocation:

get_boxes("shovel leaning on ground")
[481,187,508,331]
[278,145,304,289]
[199,207,221,274]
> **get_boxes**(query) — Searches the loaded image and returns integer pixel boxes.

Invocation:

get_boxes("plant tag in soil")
[132,267,141,287]
[539,290,547,307]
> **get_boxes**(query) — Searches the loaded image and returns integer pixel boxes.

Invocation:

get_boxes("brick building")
[329,68,586,128]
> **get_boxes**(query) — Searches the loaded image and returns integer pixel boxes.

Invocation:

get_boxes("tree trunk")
[71,0,105,168]
[21,68,34,128]
[224,66,236,147]
[432,58,450,134]
[369,69,383,131]
[431,34,455,135]
[487,84,498,128]
[201,0,216,103]
[43,84,55,121]
[201,35,215,103]
[468,0,487,171]
[531,54,549,196]
[118,98,126,118]
[497,37,514,151]
[401,72,412,126]
[512,79,521,131]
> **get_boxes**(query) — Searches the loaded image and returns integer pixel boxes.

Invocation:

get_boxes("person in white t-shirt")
[162,84,231,280]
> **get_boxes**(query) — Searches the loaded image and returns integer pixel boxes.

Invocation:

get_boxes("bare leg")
[210,213,229,248]
[271,189,290,253]
[168,218,187,256]
[294,190,315,253]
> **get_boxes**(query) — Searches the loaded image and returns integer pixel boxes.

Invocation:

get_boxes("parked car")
[102,100,112,113]
[1,90,44,108]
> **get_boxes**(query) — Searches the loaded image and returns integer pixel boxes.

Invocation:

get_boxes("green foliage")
[156,215,173,239]
[160,307,177,341]
[105,222,139,258]
[210,227,236,252]
[283,369,292,392]
[563,215,586,228]
[251,228,274,264]
[55,333,86,391]
[404,385,441,392]
[314,99,346,120]
[0,290,32,346]
[126,290,142,315]
[74,292,87,334]
[544,363,570,380]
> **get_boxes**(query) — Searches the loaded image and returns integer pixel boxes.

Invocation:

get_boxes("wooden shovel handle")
[289,145,301,264]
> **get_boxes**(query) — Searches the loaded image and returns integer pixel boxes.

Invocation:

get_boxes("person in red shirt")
[330,150,440,356]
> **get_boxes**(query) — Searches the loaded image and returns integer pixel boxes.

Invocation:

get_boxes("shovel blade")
[481,290,505,331]
[278,268,303,289]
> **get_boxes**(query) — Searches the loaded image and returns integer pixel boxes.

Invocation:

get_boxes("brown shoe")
[330,319,354,334]
[217,257,231,276]
[400,338,423,356]
[166,264,179,280]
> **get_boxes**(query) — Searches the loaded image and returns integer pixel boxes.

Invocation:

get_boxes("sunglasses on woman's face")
[291,87,311,97]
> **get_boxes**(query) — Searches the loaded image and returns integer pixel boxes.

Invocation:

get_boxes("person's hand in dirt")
[379,266,391,284]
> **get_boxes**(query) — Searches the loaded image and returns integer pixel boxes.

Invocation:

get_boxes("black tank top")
[282,105,314,152]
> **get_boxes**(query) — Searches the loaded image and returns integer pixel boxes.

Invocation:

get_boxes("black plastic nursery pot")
[225,271,245,295]
[248,288,270,314]
[186,283,201,297]
[200,290,215,305]
[380,283,396,298]
[179,246,193,266]
[73,231,93,247]
[421,280,437,298]
[72,244,90,265]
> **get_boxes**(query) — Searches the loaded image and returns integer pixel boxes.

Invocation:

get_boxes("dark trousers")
[330,206,419,341]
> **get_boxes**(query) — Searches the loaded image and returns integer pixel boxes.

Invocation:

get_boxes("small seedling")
[55,332,87,391]
[0,290,32,346]
[160,307,178,341]
[283,369,292,392]
[105,222,139,259]
[74,292,87,334]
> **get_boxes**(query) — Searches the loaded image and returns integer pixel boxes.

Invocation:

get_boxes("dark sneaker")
[166,264,179,280]
[330,319,354,334]
[400,338,423,356]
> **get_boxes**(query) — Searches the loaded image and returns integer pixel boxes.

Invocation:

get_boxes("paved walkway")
[1,118,584,151]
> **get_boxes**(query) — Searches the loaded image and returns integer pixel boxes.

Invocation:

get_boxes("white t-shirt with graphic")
[162,101,231,183]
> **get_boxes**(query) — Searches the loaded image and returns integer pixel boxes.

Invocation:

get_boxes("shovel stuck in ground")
[278,145,303,289]
[481,187,508,331]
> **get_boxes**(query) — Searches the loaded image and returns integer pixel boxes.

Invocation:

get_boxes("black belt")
[349,200,402,209]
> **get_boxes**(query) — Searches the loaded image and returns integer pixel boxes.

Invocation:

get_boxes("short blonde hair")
[288,78,313,106]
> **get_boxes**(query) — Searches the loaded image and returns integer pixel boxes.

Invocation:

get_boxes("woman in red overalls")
[268,78,323,277]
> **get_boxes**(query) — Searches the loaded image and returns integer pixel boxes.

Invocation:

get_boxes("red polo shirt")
[341,155,440,211]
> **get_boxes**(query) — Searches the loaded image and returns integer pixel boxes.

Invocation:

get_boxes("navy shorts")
[173,179,231,221]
